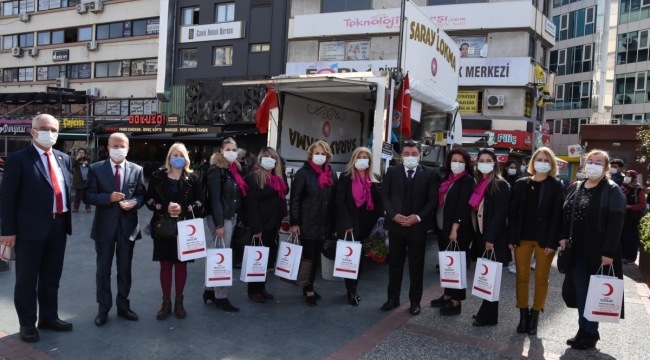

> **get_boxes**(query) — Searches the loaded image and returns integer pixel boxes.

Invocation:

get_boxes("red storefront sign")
[129,115,167,125]
[464,130,551,151]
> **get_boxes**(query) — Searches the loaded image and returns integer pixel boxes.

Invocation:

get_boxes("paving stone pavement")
[1,207,650,359]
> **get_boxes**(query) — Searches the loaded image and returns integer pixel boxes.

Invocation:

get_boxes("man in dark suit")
[0,114,73,342]
[83,132,145,326]
[380,141,439,316]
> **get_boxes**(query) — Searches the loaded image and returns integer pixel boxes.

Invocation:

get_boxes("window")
[2,0,35,15]
[618,30,650,64]
[323,0,372,13]
[96,18,159,40]
[213,46,233,66]
[38,0,79,11]
[554,119,562,133]
[620,0,650,24]
[541,46,548,67]
[570,118,579,134]
[550,44,593,75]
[556,84,565,99]
[36,64,90,80]
[543,0,550,17]
[558,49,566,75]
[215,3,234,22]
[179,49,197,68]
[319,40,369,61]
[553,0,561,8]
[545,119,554,135]
[560,14,568,40]
[182,7,199,25]
[555,7,596,41]
[250,43,270,52]
[95,59,157,78]
[528,36,535,59]
[635,114,645,122]
[549,81,591,111]
[2,67,33,82]
[37,27,91,45]
[2,32,33,49]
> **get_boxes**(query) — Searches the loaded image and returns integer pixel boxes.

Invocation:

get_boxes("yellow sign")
[61,118,86,129]
[457,91,478,113]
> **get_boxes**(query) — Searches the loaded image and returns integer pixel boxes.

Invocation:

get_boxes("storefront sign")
[458,91,479,113]
[167,114,179,125]
[319,41,370,61]
[95,99,156,116]
[62,118,86,129]
[452,37,486,58]
[52,49,69,62]
[180,22,244,43]
[568,144,582,157]
[478,130,534,150]
[545,19,557,36]
[128,115,167,125]
[0,124,29,134]
[459,57,531,86]
[285,60,398,75]
[106,125,220,134]
[46,86,75,95]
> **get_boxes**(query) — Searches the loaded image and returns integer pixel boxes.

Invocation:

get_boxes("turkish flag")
[255,88,278,134]
[394,74,411,139]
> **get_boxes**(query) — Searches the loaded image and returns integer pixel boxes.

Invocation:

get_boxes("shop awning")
[408,75,458,114]
[4,94,19,104]
[18,93,37,103]
[34,93,49,104]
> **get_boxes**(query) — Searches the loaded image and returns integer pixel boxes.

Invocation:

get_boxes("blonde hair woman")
[244,147,288,303]
[145,142,203,320]
[507,147,564,335]
[290,140,338,307]
[559,149,625,350]
[336,147,382,306]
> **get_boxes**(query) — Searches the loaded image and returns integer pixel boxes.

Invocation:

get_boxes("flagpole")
[396,0,407,74]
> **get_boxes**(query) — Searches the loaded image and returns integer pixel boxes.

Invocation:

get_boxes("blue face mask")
[170,157,186,169]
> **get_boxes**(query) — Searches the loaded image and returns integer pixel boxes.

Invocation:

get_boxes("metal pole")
[86,95,90,148]
[396,0,407,73]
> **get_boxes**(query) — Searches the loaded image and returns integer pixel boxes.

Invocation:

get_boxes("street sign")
[46,87,75,95]
[381,142,393,160]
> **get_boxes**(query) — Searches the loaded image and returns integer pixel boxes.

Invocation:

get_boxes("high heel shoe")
[303,289,321,300]
[215,298,240,312]
[203,290,216,304]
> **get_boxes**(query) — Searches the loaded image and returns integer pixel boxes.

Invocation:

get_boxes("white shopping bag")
[1,244,15,262]
[176,215,207,262]
[205,238,232,287]
[333,233,363,279]
[275,234,303,280]
[584,266,624,324]
[439,242,467,289]
[240,237,270,282]
[471,252,502,302]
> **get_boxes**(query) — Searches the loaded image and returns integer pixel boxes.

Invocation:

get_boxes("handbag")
[322,236,337,260]
[557,182,579,274]
[152,216,178,238]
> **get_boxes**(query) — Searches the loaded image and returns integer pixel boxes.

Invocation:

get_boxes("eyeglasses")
[34,128,58,133]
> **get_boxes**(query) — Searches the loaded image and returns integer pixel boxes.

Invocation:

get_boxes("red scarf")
[229,162,248,197]
[352,170,374,210]
[309,161,333,188]
[469,176,489,210]
[439,171,466,206]
[265,172,287,198]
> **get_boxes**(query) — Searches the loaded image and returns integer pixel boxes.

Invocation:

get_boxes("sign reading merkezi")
[458,58,531,86]
[180,22,244,43]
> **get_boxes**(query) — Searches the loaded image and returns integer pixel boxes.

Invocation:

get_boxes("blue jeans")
[573,255,599,333]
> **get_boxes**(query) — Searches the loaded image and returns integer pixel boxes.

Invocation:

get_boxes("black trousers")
[621,228,640,261]
[95,224,135,313]
[14,216,67,327]
[387,228,427,304]
[344,249,364,294]
[248,228,278,294]
[301,238,322,292]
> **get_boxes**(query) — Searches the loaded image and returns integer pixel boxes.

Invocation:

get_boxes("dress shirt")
[34,144,68,213]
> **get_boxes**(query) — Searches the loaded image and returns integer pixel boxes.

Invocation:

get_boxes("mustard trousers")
[514,240,555,311]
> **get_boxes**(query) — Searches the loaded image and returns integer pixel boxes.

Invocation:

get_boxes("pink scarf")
[352,170,375,210]
[309,161,333,188]
[469,176,489,210]
[229,162,248,197]
[439,171,467,206]
[265,172,287,198]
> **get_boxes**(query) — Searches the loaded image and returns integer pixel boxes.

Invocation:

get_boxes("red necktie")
[115,164,121,192]
[45,152,64,214]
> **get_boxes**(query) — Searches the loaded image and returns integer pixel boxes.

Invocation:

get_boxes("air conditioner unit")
[86,41,98,51]
[86,88,100,97]
[486,95,505,107]
[76,3,88,13]
[11,47,23,57]
[28,47,39,57]
[89,0,104,13]
[18,13,29,22]
[56,77,68,88]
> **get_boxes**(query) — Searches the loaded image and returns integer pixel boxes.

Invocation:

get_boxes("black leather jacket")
[290,162,338,240]
[207,153,243,228]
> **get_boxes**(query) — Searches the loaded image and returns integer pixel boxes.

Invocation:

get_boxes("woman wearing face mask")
[470,149,511,326]
[508,147,564,335]
[560,150,625,350]
[619,170,647,264]
[502,159,520,189]
[244,147,288,303]
[431,148,475,316]
[336,147,383,306]
[520,156,531,176]
[145,143,203,320]
[290,140,338,307]
[202,137,246,312]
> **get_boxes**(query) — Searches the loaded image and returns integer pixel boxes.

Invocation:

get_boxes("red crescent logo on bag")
[346,246,353,256]
[216,253,224,264]
[446,256,454,266]
[187,225,196,236]
[481,264,488,276]
[285,247,291,256]
[255,251,263,261]
[603,283,614,296]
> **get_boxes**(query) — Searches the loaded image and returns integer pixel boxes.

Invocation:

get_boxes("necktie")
[45,152,64,214]
[115,165,121,192]
[407,170,414,181]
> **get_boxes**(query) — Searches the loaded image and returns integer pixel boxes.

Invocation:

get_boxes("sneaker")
[508,265,517,274]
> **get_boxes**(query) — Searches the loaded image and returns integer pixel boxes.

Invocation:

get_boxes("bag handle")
[213,237,226,249]
[445,241,461,252]
[343,232,356,242]
[597,264,616,277]
[481,249,497,262]
[189,206,196,219]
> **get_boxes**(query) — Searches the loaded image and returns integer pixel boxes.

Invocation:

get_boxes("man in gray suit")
[82,133,145,326]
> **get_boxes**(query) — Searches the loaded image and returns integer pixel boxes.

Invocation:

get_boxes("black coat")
[504,174,518,189]
[437,173,475,251]
[508,176,564,249]
[335,172,383,241]
[289,162,338,240]
[381,164,439,234]
[145,169,204,227]
[474,178,510,264]
[206,153,244,228]
[244,172,288,234]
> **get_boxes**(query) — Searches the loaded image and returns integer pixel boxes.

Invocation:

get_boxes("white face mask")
[450,161,465,175]
[354,158,369,170]
[624,176,632,184]
[585,164,604,179]
[507,168,517,176]
[520,165,527,173]
[477,163,494,174]
[260,157,276,170]
[576,173,586,180]
[223,151,238,163]
[312,154,327,166]
[109,148,128,162]
[34,130,58,148]
[403,156,419,169]
[610,168,618,174]
[534,161,551,174]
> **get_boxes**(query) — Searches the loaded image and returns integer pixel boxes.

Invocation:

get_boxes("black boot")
[527,309,540,335]
[202,289,216,304]
[566,328,585,346]
[215,298,240,312]
[571,330,599,350]
[517,308,530,333]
